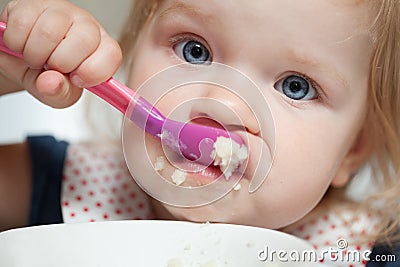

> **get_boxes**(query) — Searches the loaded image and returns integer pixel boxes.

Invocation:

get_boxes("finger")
[2,0,43,52]
[27,70,83,108]
[47,16,101,73]
[70,29,122,88]
[0,49,29,85]
[22,8,72,69]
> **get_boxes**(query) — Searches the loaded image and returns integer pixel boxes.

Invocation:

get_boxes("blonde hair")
[366,0,400,243]
[119,0,400,243]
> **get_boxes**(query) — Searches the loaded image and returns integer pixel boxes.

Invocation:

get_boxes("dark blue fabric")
[367,241,400,266]
[27,136,68,226]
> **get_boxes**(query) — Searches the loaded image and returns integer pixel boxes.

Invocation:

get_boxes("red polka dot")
[108,198,115,204]
[75,195,82,201]
[104,175,110,182]
[330,224,336,229]
[71,148,78,155]
[78,157,85,163]
[356,245,361,251]
[73,169,80,176]
[310,219,316,225]
[313,244,318,250]
[122,183,129,190]
[92,178,99,184]
[108,162,115,169]
[88,190,95,197]
[83,207,89,213]
[317,229,324,235]
[361,229,367,235]
[97,164,104,171]
[304,235,311,240]
[90,219,95,222]
[112,187,118,193]
[349,265,354,267]
[100,188,107,194]
[126,207,133,213]
[69,185,76,191]
[115,209,122,215]
[85,166,92,173]
[103,214,109,220]
[96,202,103,208]
[62,175,68,182]
[81,179,88,186]
[63,201,69,207]
[115,173,122,181]
[66,160,72,167]
[119,197,126,204]
[323,214,329,221]
[137,202,145,209]
[362,260,367,265]
[70,212,76,218]
[129,192,136,199]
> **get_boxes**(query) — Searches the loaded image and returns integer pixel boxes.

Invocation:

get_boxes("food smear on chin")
[171,169,187,186]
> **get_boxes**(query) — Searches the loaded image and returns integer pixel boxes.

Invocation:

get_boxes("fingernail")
[71,75,85,88]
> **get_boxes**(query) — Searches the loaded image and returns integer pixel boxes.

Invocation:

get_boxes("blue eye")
[275,75,317,100]
[174,40,211,64]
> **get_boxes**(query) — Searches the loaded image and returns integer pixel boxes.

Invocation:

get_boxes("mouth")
[147,124,272,194]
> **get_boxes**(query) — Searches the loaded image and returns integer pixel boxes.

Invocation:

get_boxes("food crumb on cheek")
[154,156,166,172]
[171,169,187,186]
[210,137,248,179]
[233,183,241,191]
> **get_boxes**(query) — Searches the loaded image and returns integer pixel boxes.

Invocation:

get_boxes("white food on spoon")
[211,136,248,179]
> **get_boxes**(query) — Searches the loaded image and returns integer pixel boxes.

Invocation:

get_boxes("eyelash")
[278,72,324,106]
[168,33,212,60]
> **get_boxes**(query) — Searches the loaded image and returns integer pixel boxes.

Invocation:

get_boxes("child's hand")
[0,0,122,108]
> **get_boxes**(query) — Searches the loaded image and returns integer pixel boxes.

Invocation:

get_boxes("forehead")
[156,0,373,38]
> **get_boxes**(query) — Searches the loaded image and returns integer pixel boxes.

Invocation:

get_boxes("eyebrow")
[286,48,349,92]
[157,1,349,92]
[158,1,216,24]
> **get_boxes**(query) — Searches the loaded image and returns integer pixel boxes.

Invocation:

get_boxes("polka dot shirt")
[61,143,380,266]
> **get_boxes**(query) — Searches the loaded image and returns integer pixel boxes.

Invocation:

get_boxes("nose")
[189,85,260,135]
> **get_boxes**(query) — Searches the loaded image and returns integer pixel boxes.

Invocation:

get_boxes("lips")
[156,129,272,191]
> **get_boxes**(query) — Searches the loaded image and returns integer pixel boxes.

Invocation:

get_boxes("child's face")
[127,0,373,228]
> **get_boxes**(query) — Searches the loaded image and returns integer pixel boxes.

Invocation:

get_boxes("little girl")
[1,0,399,266]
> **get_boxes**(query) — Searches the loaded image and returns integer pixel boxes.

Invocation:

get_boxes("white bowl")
[0,220,321,267]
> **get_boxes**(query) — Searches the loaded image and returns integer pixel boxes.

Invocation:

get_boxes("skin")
[0,0,374,230]
[0,0,121,107]
[128,0,374,229]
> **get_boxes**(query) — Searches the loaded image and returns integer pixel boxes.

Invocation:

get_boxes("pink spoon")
[0,22,245,166]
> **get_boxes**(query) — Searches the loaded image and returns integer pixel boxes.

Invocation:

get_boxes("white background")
[0,0,131,144]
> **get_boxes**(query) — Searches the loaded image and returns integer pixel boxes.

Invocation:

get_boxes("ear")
[331,127,371,188]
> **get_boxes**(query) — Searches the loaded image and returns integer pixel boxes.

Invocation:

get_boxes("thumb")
[31,70,83,108]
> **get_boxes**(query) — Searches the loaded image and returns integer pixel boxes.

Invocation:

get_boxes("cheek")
[128,36,173,92]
